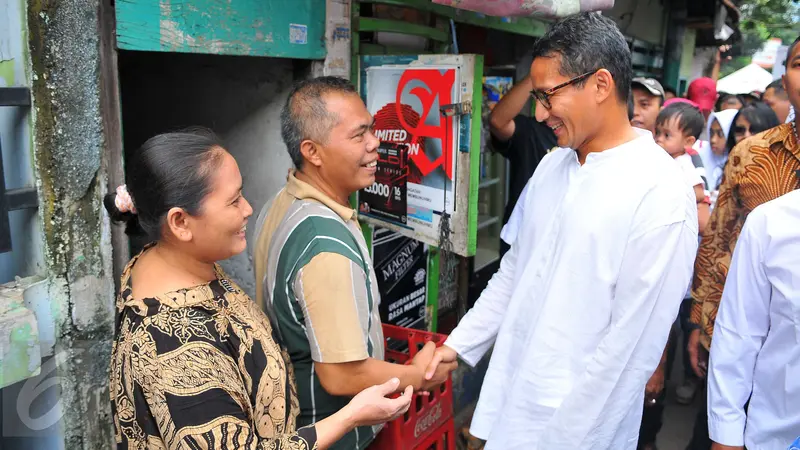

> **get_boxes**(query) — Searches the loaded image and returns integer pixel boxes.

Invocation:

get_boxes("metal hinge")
[439,101,472,117]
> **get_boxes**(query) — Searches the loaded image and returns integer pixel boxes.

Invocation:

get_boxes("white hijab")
[699,109,738,191]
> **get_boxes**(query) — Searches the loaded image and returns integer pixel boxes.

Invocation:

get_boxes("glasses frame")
[530,69,599,109]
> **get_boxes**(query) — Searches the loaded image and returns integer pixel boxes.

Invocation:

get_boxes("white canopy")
[716,63,775,95]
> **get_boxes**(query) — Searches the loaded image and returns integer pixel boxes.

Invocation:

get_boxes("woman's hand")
[343,378,413,427]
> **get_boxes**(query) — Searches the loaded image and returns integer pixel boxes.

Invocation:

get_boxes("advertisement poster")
[359,143,408,224]
[373,227,428,330]
[359,66,461,242]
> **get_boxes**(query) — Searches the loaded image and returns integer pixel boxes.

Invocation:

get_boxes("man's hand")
[688,329,707,378]
[410,341,436,380]
[644,366,665,406]
[715,45,732,64]
[411,342,455,394]
[711,443,744,450]
[424,345,458,381]
[420,356,457,392]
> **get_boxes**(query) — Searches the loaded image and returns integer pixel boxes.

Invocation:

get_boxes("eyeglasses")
[530,69,599,109]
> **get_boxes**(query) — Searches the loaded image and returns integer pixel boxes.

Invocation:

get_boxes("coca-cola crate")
[370,324,454,450]
[412,419,456,450]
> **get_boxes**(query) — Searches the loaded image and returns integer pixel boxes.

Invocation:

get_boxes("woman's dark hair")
[726,102,781,151]
[103,127,225,240]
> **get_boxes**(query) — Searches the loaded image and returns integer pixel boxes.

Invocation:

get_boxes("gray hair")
[531,12,632,104]
[280,76,359,169]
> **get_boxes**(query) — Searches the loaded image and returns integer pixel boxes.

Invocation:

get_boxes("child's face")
[655,116,695,157]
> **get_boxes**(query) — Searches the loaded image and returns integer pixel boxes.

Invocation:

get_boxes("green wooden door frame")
[349,0,536,333]
[350,0,550,84]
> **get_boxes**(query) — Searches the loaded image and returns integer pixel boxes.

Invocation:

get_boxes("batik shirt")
[110,245,317,449]
[691,123,800,351]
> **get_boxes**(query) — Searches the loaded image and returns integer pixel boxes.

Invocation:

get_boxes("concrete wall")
[222,84,295,296]
[12,0,118,448]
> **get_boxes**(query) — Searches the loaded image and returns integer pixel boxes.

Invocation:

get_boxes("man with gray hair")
[252,76,455,450]
[425,13,698,449]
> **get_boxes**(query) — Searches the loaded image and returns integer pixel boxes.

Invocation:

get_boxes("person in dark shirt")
[488,75,557,256]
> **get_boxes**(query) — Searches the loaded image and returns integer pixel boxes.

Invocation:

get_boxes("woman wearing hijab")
[698,109,738,208]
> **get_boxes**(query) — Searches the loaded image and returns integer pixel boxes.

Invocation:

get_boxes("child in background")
[655,103,710,233]
[652,102,711,415]
[700,109,738,209]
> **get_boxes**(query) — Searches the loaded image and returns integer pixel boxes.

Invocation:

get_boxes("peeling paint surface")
[0,287,42,389]
[116,0,326,58]
[315,0,351,78]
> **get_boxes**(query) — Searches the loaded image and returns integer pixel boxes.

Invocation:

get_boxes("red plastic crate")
[412,420,456,450]
[369,324,455,450]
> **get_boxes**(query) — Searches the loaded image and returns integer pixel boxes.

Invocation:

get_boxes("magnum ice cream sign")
[373,227,428,329]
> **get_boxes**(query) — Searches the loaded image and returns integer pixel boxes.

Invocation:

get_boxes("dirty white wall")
[117,50,297,296]
[222,0,354,297]
[605,0,668,46]
[221,90,295,296]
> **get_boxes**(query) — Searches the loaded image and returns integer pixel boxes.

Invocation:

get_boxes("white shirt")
[500,179,532,246]
[708,190,800,450]
[675,152,704,190]
[446,130,698,450]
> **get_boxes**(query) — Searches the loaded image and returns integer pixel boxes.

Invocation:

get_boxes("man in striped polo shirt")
[253,76,455,450]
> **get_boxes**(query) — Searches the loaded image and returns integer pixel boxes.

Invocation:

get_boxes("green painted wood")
[358,0,549,38]
[426,248,440,333]
[116,0,326,58]
[467,55,483,256]
[357,17,449,42]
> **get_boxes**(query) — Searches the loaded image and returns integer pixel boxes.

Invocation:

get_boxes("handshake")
[336,343,459,429]
[411,342,459,393]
